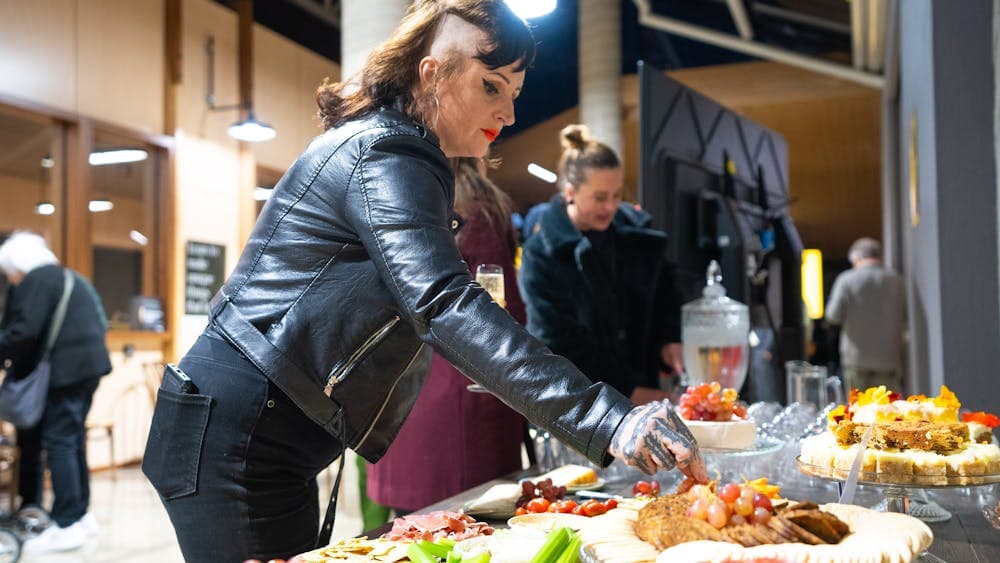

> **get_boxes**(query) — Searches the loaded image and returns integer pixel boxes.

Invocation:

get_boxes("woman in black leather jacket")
[142,2,707,560]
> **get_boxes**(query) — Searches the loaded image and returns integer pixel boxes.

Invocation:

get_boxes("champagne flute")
[468,264,505,393]
[475,264,506,308]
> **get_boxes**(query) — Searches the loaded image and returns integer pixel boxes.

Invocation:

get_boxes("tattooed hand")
[608,400,709,483]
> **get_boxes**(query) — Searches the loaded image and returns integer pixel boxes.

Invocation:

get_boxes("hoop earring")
[430,94,440,128]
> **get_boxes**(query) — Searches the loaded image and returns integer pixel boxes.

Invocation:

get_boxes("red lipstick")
[481,129,499,142]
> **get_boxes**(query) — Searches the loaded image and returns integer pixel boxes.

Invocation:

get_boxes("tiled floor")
[18,453,364,562]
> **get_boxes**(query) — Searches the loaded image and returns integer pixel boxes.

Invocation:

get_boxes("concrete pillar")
[578,0,622,156]
[341,0,408,79]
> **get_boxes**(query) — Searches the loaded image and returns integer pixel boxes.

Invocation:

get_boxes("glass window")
[0,105,66,309]
[90,129,162,329]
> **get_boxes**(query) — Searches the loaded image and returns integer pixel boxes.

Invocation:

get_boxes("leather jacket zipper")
[324,315,400,396]
[354,343,425,451]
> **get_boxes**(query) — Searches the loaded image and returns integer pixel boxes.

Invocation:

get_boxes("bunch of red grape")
[686,482,774,529]
[516,478,566,509]
[678,382,748,421]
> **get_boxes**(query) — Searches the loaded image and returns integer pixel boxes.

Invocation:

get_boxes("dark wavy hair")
[316,0,536,130]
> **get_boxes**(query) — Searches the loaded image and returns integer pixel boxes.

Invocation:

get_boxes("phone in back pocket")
[163,363,198,394]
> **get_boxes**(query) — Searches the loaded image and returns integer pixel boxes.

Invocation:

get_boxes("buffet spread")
[292,384,998,563]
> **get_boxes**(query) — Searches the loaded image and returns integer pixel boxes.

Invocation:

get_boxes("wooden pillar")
[64,119,93,278]
[163,0,182,361]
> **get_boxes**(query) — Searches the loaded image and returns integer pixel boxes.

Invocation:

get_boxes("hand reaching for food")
[608,399,709,483]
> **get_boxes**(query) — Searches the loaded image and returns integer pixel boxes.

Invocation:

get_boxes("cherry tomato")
[526,497,551,513]
[572,504,586,516]
[582,500,608,517]
[650,481,661,495]
[515,507,528,516]
[554,500,577,513]
[604,499,618,509]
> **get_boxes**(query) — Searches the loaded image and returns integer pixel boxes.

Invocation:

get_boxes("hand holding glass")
[468,264,505,393]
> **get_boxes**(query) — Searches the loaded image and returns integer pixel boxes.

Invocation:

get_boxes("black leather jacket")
[207,107,633,463]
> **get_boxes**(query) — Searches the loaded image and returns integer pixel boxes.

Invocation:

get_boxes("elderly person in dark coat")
[519,125,684,404]
[0,231,111,554]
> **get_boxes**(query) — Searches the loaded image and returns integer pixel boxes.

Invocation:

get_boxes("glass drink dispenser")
[681,260,750,391]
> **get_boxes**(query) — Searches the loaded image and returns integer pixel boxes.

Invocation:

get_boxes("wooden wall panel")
[0,174,64,240]
[0,0,77,111]
[178,0,240,147]
[252,28,339,171]
[740,96,881,257]
[76,0,165,135]
[297,49,339,149]
[252,27,305,171]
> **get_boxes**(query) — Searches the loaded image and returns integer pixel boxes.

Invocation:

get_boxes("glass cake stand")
[699,437,785,483]
[796,457,1000,521]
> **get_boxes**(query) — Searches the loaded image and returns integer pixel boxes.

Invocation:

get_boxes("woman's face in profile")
[434,55,525,158]
[566,166,624,232]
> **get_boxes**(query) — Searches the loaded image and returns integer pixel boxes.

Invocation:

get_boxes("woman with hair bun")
[520,124,686,404]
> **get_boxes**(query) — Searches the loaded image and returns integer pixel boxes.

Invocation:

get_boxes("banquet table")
[371,467,1000,562]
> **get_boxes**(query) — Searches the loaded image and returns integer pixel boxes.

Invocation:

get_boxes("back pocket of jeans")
[142,388,212,500]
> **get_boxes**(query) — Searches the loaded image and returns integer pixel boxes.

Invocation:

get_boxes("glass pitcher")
[785,360,844,409]
[681,261,750,391]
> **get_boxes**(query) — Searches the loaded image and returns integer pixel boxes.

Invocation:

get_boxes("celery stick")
[446,550,463,563]
[528,527,571,563]
[435,537,457,548]
[555,535,582,563]
[463,553,490,563]
[407,542,439,563]
[416,540,451,559]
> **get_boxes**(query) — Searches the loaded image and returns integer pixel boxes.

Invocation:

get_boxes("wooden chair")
[0,422,18,516]
[85,381,153,477]
[142,362,165,404]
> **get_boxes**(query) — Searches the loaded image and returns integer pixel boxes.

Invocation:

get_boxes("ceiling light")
[35,202,56,215]
[253,186,274,201]
[228,113,276,143]
[505,0,556,19]
[129,230,149,246]
[528,163,558,183]
[89,199,114,212]
[89,149,148,166]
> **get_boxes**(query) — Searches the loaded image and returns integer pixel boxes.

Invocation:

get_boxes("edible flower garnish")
[932,385,961,409]
[906,394,928,402]
[853,386,892,407]
[828,404,851,424]
[962,411,1000,428]
[742,477,781,499]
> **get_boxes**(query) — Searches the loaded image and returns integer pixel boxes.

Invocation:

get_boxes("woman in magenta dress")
[367,158,526,512]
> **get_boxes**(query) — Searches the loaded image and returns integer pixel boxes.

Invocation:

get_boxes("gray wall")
[899,0,999,411]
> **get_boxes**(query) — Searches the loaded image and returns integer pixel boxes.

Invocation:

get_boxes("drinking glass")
[475,264,505,308]
[468,264,505,392]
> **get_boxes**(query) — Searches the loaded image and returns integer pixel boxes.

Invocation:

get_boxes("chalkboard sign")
[185,241,225,315]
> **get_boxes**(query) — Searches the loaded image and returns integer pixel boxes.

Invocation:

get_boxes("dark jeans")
[143,334,343,563]
[17,378,100,527]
